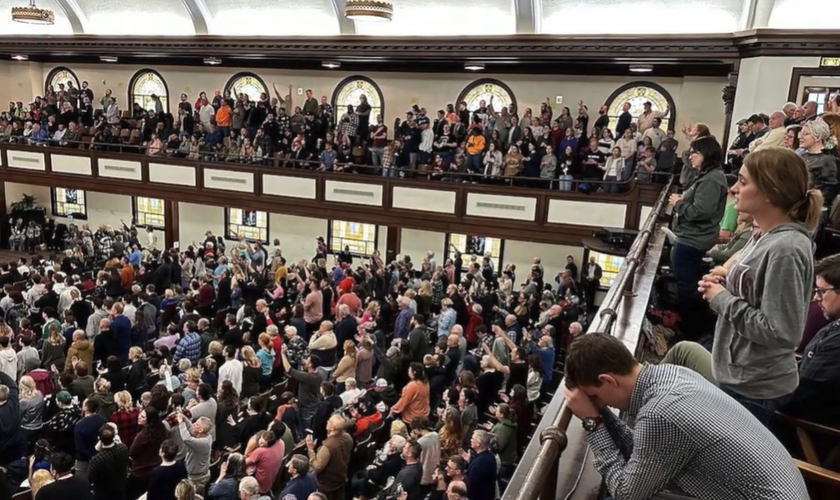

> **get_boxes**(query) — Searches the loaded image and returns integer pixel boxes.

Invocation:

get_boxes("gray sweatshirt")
[179,419,213,477]
[672,164,727,251]
[710,223,814,399]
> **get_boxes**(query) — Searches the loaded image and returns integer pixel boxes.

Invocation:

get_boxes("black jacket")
[0,371,20,460]
[312,395,342,442]
[334,316,357,347]
[407,327,429,363]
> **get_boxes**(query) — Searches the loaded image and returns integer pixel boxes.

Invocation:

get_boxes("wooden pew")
[775,412,840,499]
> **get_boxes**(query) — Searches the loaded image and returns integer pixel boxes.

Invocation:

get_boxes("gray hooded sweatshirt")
[710,222,814,399]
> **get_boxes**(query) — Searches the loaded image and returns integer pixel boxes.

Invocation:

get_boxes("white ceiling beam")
[54,0,87,34]
[330,0,357,35]
[181,0,211,35]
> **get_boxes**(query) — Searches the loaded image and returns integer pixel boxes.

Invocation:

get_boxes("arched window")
[456,79,518,115]
[225,72,268,103]
[605,82,676,134]
[45,66,79,95]
[332,76,384,123]
[129,69,170,114]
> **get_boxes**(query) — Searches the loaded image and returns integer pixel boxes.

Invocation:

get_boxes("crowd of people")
[1,77,684,191]
[0,207,597,500]
[555,99,840,500]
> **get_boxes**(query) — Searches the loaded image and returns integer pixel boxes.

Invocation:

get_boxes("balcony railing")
[502,176,674,500]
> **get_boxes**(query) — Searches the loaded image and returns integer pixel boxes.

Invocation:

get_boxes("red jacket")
[466,308,483,344]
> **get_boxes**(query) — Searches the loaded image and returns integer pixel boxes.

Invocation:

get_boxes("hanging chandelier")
[12,0,54,24]
[344,0,393,22]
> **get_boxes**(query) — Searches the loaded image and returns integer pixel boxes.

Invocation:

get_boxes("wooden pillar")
[386,225,401,262]
[721,68,739,150]
[165,199,180,250]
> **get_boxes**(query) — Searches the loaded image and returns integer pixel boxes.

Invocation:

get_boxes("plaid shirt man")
[587,364,808,500]
[174,331,202,366]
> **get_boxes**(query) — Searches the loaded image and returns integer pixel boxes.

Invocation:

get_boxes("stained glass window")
[334,78,383,122]
[590,250,625,288]
[460,81,515,114]
[45,67,79,95]
[607,85,673,133]
[226,73,268,103]
[133,197,166,228]
[51,187,87,219]
[130,71,169,113]
[226,208,268,244]
[447,234,504,273]
[329,220,377,256]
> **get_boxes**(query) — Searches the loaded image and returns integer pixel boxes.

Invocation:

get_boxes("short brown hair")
[564,333,637,388]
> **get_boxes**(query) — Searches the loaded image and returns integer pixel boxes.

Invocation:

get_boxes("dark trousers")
[671,242,707,304]
[721,385,793,428]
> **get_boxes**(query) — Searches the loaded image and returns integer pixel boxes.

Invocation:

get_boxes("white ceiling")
[4,0,838,36]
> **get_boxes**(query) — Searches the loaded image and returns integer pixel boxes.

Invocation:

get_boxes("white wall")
[503,240,584,286]
[178,202,224,249]
[0,61,729,140]
[269,213,328,265]
[5,183,165,247]
[401,229,446,264]
[730,56,822,133]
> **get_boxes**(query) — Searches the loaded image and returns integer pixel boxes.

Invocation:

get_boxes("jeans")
[382,165,397,177]
[603,175,619,193]
[467,153,482,173]
[370,147,384,166]
[558,174,573,191]
[721,386,793,428]
[671,242,707,304]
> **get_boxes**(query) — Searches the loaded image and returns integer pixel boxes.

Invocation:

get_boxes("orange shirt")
[120,265,134,290]
[391,380,430,424]
[216,105,232,127]
[466,134,485,155]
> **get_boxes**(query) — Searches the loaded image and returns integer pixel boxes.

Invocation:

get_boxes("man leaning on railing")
[562,333,809,500]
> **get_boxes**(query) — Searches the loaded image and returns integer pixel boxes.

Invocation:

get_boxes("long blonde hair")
[114,390,133,411]
[30,470,53,496]
[48,324,64,345]
[175,480,196,500]
[19,375,38,399]
[242,346,259,367]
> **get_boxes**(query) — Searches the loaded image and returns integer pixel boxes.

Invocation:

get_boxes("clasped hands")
[698,273,726,302]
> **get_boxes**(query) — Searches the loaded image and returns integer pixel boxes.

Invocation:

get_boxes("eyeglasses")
[814,286,837,299]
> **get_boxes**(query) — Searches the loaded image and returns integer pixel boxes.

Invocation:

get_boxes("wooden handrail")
[503,177,674,500]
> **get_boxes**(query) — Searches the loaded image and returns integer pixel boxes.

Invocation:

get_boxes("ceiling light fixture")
[204,57,222,66]
[11,0,54,24]
[464,63,485,71]
[629,64,654,73]
[11,54,28,61]
[100,55,118,63]
[344,0,393,22]
[322,61,341,69]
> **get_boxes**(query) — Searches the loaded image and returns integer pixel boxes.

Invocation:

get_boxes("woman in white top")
[600,147,625,194]
[526,354,544,403]
[615,128,638,179]
[483,142,503,177]
[597,127,615,155]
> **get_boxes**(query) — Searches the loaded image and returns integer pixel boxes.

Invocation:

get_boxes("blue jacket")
[111,315,132,360]
[278,472,318,500]
[394,308,413,339]
[466,451,496,500]
[74,413,107,461]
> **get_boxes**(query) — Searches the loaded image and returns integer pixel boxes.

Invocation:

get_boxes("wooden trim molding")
[787,66,840,103]
[6,30,840,64]
[1,144,661,247]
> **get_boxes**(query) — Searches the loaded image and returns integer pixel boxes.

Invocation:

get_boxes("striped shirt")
[586,363,808,500]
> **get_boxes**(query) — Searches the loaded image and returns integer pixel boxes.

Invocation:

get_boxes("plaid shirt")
[286,335,309,368]
[587,364,809,500]
[110,408,140,449]
[174,332,202,366]
[381,145,398,168]
[99,235,113,257]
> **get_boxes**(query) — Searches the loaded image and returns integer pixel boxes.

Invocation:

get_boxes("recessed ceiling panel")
[203,0,340,36]
[75,0,195,35]
[0,0,73,34]
[540,0,745,34]
[354,0,515,36]
[768,0,840,29]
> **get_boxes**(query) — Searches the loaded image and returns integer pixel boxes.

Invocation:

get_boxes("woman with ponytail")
[699,147,822,426]
[800,120,839,208]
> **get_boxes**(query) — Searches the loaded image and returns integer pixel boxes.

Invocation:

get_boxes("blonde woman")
[20,375,45,445]
[30,469,53,497]
[176,479,202,500]
[241,345,262,398]
[110,390,140,448]
[41,325,66,372]
[333,340,357,393]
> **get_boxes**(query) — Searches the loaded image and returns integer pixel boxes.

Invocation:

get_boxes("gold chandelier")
[344,0,393,22]
[12,0,54,24]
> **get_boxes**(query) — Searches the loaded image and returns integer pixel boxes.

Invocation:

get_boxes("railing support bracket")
[539,426,568,453]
